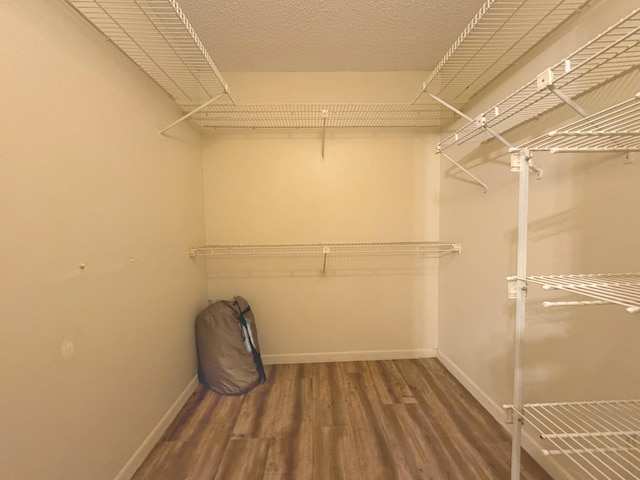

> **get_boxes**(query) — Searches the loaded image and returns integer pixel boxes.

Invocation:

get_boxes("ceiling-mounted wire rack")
[519,92,640,152]
[508,400,640,480]
[413,0,589,108]
[438,8,640,152]
[65,0,234,109]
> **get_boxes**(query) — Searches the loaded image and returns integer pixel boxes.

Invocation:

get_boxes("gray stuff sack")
[195,296,266,395]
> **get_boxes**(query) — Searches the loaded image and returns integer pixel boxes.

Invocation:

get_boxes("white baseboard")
[114,375,199,480]
[437,350,574,480]
[262,348,437,365]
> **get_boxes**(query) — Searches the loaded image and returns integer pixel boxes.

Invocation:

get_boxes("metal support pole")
[159,93,225,135]
[511,148,531,480]
[441,152,488,192]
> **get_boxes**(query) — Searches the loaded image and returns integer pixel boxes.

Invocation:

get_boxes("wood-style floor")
[133,358,551,480]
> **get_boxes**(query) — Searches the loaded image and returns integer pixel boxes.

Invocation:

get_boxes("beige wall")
[201,72,441,362]
[0,2,207,479]
[437,0,640,475]
[5,0,639,479]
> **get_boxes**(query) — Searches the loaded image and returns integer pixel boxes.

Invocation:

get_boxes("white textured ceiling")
[178,0,488,72]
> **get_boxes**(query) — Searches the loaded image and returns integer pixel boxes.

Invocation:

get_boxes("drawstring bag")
[195,296,266,395]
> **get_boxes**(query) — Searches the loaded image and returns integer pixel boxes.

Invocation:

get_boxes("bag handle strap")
[232,300,267,384]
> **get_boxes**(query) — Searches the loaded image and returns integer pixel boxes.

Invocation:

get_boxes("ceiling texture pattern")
[177,0,488,72]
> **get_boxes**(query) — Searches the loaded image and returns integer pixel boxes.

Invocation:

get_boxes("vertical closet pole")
[511,149,531,480]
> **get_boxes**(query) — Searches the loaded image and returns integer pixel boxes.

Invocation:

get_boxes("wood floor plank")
[417,358,507,443]
[381,403,453,479]
[272,373,312,439]
[263,426,313,480]
[131,442,188,480]
[399,359,532,479]
[133,359,553,480]
[263,372,313,480]
[233,364,280,438]
[311,362,350,427]
[312,426,362,480]
[366,359,417,405]
[343,369,404,479]
[132,393,244,480]
[160,386,211,442]
[213,438,270,480]
[161,386,221,443]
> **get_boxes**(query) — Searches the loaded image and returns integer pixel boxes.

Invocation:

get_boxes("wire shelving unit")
[505,86,640,478]
[413,0,589,108]
[189,241,461,258]
[64,0,588,131]
[189,242,461,276]
[510,400,640,480]
[192,103,449,129]
[529,273,640,314]
[506,271,640,479]
[507,269,640,479]
[438,8,640,152]
[65,0,234,109]
[519,93,640,152]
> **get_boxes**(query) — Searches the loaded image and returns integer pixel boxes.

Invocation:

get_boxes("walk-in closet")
[2,0,639,479]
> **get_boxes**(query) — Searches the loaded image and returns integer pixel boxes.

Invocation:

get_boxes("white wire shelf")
[519,92,640,152]
[65,0,234,109]
[65,0,588,130]
[510,400,640,480]
[415,0,589,108]
[189,241,461,258]
[525,273,640,314]
[192,103,451,129]
[439,8,640,151]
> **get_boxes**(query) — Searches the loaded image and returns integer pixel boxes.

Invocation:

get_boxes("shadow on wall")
[495,133,640,405]
[193,255,442,278]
